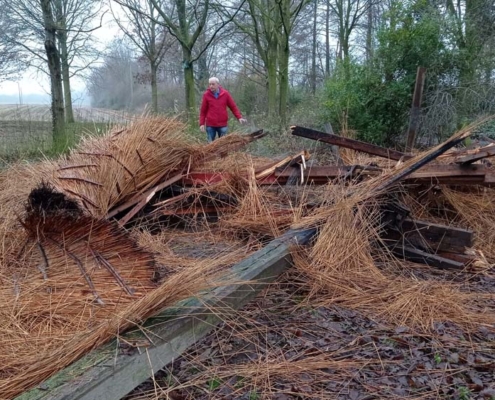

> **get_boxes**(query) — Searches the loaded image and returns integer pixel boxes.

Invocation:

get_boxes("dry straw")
[291,117,495,332]
[2,115,495,397]
[0,118,271,397]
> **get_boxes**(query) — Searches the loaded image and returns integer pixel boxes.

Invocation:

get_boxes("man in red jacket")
[199,77,247,142]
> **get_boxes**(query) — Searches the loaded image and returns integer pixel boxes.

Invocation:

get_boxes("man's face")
[208,80,219,92]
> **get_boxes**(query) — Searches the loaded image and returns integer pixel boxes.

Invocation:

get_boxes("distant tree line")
[2,0,495,147]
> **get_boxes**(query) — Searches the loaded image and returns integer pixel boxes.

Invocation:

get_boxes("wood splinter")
[46,237,105,305]
[91,248,135,296]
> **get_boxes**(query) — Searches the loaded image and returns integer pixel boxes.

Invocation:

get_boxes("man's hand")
[239,118,247,125]
[200,125,205,132]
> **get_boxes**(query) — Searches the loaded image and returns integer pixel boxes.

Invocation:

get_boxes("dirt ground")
[126,265,495,400]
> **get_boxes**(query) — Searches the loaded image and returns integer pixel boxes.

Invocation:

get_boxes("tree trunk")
[461,0,483,86]
[278,38,289,127]
[266,57,278,117]
[150,17,158,114]
[366,1,373,63]
[40,0,65,147]
[182,47,196,119]
[53,0,74,123]
[151,62,158,113]
[311,0,317,94]
[342,35,350,80]
[59,33,74,123]
[325,0,330,76]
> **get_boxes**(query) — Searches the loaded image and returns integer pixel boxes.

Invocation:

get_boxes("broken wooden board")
[388,244,465,269]
[270,164,493,186]
[291,126,412,161]
[400,219,473,253]
[16,228,316,400]
[454,144,495,165]
[384,219,473,254]
[184,165,493,186]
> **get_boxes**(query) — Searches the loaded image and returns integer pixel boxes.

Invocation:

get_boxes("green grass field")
[0,105,132,160]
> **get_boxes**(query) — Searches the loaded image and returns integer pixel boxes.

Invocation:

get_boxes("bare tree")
[114,0,245,119]
[40,0,65,143]
[0,12,25,80]
[53,0,103,122]
[232,0,310,124]
[0,0,103,130]
[112,0,173,113]
[87,40,138,110]
[444,0,495,85]
[327,0,374,64]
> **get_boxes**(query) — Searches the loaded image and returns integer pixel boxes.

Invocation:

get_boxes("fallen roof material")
[8,117,495,399]
[15,228,315,400]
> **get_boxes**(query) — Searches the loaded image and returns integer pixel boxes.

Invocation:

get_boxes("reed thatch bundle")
[291,120,495,332]
[0,119,266,397]
[217,167,296,240]
[0,243,250,398]
[440,187,495,260]
[52,117,200,218]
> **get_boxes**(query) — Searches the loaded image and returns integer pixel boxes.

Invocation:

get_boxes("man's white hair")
[209,77,220,84]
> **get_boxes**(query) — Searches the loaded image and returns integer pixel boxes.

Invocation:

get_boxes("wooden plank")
[17,228,316,400]
[401,219,473,253]
[389,244,465,269]
[373,134,478,194]
[386,219,473,253]
[185,164,492,187]
[406,67,427,152]
[255,151,308,180]
[436,251,475,266]
[107,173,184,219]
[455,145,495,164]
[291,126,412,161]
[118,173,186,225]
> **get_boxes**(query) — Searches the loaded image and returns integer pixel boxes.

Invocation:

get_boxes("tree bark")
[59,33,74,123]
[150,17,158,114]
[266,56,278,117]
[311,0,317,93]
[278,38,289,126]
[40,0,65,146]
[366,0,373,63]
[325,0,330,76]
[151,62,158,113]
[182,47,196,118]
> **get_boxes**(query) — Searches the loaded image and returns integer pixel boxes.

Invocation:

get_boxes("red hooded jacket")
[199,87,242,127]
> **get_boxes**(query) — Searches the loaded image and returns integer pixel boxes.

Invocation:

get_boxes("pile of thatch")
[290,121,495,332]
[121,122,495,399]
[0,117,278,398]
[3,115,495,398]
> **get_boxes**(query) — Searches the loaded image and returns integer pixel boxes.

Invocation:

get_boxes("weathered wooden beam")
[406,67,427,152]
[373,136,470,193]
[291,126,412,161]
[107,173,184,219]
[255,151,308,180]
[384,219,473,254]
[184,164,494,187]
[389,244,465,269]
[436,251,475,266]
[400,219,473,253]
[455,145,495,165]
[16,228,316,400]
[118,173,185,224]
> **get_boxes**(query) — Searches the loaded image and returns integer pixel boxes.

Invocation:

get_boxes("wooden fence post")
[406,67,427,152]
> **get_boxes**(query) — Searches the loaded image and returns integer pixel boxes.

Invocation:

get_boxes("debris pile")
[1,116,495,398]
